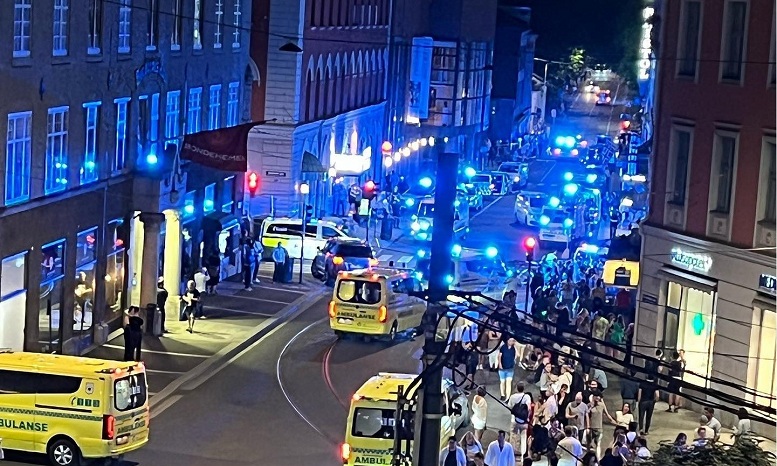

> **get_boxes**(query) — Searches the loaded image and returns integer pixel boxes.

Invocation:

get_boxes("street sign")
[265,170,287,178]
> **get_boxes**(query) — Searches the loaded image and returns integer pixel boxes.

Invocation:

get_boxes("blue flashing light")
[414,271,424,280]
[563,218,574,228]
[454,200,461,208]
[588,231,594,237]
[592,188,601,195]
[464,167,477,178]
[549,196,561,208]
[586,173,598,184]
[444,274,454,285]
[184,204,195,215]
[555,136,566,146]
[411,221,421,232]
[485,246,498,259]
[513,176,520,183]
[419,177,433,188]
[506,269,514,278]
[417,249,427,258]
[564,136,576,148]
[418,232,428,240]
[580,243,599,254]
[146,153,158,165]
[405,198,415,207]
[85,161,96,170]
[451,244,462,257]
[576,134,583,140]
[204,199,214,209]
[563,172,574,181]
[563,183,579,196]
[539,215,551,226]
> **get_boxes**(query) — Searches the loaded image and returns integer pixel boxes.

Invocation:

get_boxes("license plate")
[337,317,354,324]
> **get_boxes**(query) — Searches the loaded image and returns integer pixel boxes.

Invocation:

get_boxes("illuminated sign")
[331,148,372,176]
[759,274,777,296]
[670,247,712,273]
[638,7,654,81]
[407,37,433,123]
[603,259,640,287]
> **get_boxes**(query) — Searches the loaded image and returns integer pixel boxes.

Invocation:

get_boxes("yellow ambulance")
[0,352,149,466]
[329,268,425,341]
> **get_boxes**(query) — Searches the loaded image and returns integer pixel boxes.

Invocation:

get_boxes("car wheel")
[387,321,398,342]
[311,261,323,280]
[48,438,82,466]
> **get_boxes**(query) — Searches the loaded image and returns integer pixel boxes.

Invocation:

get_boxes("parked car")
[514,191,548,225]
[496,161,529,190]
[463,184,484,211]
[311,238,377,282]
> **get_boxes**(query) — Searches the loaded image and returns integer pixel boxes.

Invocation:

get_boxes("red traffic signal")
[620,120,631,131]
[364,180,376,191]
[363,180,377,200]
[523,237,537,251]
[247,172,260,197]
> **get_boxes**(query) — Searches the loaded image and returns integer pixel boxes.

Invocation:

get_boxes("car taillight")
[328,300,336,318]
[102,415,115,440]
[333,256,344,265]
[378,305,388,323]
[341,443,351,462]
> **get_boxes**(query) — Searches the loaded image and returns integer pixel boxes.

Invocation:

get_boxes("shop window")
[748,307,777,410]
[74,228,98,336]
[106,219,127,320]
[40,240,65,352]
[204,183,216,213]
[222,176,235,213]
[0,252,27,351]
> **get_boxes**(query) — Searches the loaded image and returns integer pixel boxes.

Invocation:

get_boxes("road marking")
[102,344,210,358]
[146,369,187,375]
[150,395,182,419]
[205,305,276,317]
[322,341,350,410]
[471,195,504,220]
[255,285,306,294]
[606,80,622,135]
[222,294,294,305]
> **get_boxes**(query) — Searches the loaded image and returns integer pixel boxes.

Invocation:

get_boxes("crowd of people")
[440,265,756,466]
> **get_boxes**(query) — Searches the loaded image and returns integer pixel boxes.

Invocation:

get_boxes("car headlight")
[539,215,551,226]
[411,221,421,232]
[420,220,431,231]
[513,176,520,182]
[405,198,415,207]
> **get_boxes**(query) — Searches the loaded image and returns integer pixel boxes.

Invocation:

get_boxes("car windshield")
[351,408,414,440]
[337,280,382,304]
[418,204,434,217]
[529,197,546,208]
[114,372,147,412]
[471,175,491,184]
[333,244,372,258]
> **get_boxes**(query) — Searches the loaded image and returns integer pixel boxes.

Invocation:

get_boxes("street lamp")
[299,182,310,284]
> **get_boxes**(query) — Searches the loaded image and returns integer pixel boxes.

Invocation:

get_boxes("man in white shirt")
[698,416,715,440]
[554,365,573,394]
[484,431,515,466]
[507,383,531,457]
[439,437,467,466]
[538,388,558,427]
[193,267,209,294]
[703,407,722,441]
[556,425,583,466]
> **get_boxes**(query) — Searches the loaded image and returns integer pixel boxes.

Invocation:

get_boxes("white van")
[260,218,356,260]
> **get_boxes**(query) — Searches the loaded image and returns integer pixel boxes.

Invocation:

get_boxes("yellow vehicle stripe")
[0,406,101,422]
[352,447,393,454]
[115,408,146,421]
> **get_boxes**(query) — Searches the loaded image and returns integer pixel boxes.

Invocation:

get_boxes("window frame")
[13,0,32,58]
[232,0,242,49]
[208,84,222,130]
[214,0,224,48]
[769,13,776,88]
[81,102,101,185]
[187,87,203,134]
[756,136,777,224]
[667,125,694,206]
[118,0,131,54]
[146,0,159,50]
[221,176,234,212]
[113,98,130,173]
[718,0,749,83]
[193,0,204,50]
[45,106,70,195]
[708,129,739,215]
[226,82,240,127]
[204,183,216,213]
[171,0,183,51]
[53,0,70,56]
[676,0,703,79]
[87,0,103,55]
[748,306,777,410]
[165,91,181,143]
[5,111,32,205]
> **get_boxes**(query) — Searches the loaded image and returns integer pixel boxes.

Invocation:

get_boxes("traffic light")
[247,172,259,197]
[363,180,377,200]
[523,237,536,262]
[304,204,314,219]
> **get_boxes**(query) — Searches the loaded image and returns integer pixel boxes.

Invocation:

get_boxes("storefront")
[635,224,776,437]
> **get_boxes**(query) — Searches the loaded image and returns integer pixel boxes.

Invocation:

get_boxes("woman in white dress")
[471,386,488,441]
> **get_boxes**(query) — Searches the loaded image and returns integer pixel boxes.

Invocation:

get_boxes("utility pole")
[414,145,458,466]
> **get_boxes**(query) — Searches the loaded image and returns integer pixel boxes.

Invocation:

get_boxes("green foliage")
[644,437,777,466]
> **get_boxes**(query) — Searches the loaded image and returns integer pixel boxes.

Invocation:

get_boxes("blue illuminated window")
[183,191,196,217]
[204,183,215,213]
[113,98,130,172]
[5,111,32,204]
[80,102,100,184]
[45,106,69,194]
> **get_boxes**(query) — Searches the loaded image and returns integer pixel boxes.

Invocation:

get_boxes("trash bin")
[380,218,393,241]
[145,303,163,336]
[284,258,295,283]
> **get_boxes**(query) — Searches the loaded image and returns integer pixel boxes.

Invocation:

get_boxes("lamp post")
[299,182,310,284]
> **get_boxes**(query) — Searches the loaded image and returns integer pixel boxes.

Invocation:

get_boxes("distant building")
[635,0,775,437]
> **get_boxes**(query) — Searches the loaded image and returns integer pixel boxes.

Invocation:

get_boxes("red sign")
[180,122,261,172]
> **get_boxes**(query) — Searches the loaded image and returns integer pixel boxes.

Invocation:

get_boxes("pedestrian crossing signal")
[247,172,260,197]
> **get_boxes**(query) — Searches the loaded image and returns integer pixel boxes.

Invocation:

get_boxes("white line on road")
[102,344,210,358]
[150,395,182,419]
[221,294,295,306]
[146,369,187,375]
[470,195,504,220]
[606,80,622,135]
[254,284,306,294]
[205,305,276,317]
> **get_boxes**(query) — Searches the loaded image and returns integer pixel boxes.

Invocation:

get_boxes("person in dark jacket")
[620,370,640,420]
[123,306,143,361]
[156,277,168,333]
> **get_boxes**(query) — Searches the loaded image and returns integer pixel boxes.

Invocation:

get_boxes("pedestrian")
[590,367,608,392]
[672,433,689,453]
[439,436,467,466]
[591,279,606,308]
[555,384,571,426]
[666,350,685,412]
[611,403,634,432]
[485,431,515,466]
[508,383,532,458]
[472,452,488,466]
[242,239,257,291]
[538,363,557,394]
[272,241,288,283]
[693,426,712,448]
[565,393,589,443]
[252,239,264,284]
[607,315,625,358]
[471,387,488,442]
[619,370,639,419]
[581,451,598,466]
[599,448,623,466]
[156,276,168,333]
[703,407,721,441]
[498,338,517,401]
[559,275,575,310]
[555,304,570,337]
[460,321,479,390]
[555,425,583,466]
[122,306,143,361]
[623,323,634,364]
[614,288,631,316]
[588,394,608,458]
[194,267,209,295]
[460,431,484,464]
[181,280,200,333]
[538,388,559,428]
[732,407,751,438]
[633,437,651,462]
[206,251,221,294]
[591,312,609,354]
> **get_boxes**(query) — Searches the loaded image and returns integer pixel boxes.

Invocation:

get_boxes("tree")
[645,438,777,466]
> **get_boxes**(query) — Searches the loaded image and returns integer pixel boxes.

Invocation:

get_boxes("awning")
[753,295,776,312]
[301,151,326,174]
[658,266,717,293]
[202,212,240,231]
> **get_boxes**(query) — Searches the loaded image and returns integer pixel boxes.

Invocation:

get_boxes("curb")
[148,287,328,410]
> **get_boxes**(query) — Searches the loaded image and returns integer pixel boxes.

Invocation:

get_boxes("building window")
[45,107,69,194]
[193,0,204,49]
[106,219,127,319]
[0,251,28,351]
[710,132,737,214]
[226,82,239,126]
[208,85,222,130]
[183,190,196,217]
[204,183,216,212]
[187,88,202,134]
[720,0,748,81]
[81,103,100,185]
[677,0,701,77]
[171,0,183,50]
[166,91,181,144]
[5,112,32,205]
[74,228,98,335]
[748,307,777,410]
[114,98,130,172]
[214,0,224,48]
[222,176,234,212]
[147,0,159,50]
[139,93,161,160]
[770,15,776,87]
[40,240,65,351]
[13,0,32,58]
[118,0,131,53]
[53,0,70,56]
[669,128,692,205]
[760,141,776,223]
[88,0,103,55]
[232,0,242,48]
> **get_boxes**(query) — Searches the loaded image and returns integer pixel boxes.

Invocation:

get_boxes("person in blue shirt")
[272,242,288,283]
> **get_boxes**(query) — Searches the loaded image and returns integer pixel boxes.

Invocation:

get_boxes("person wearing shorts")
[498,338,517,401]
[181,280,200,333]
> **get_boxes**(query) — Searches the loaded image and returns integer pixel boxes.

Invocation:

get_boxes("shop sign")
[265,170,287,178]
[759,274,777,296]
[670,247,712,273]
[637,7,654,81]
[407,37,434,124]
[331,151,371,176]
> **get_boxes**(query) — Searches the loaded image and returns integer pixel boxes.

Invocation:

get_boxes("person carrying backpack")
[508,383,532,458]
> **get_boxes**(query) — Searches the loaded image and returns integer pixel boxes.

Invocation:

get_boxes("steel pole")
[524,260,531,313]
